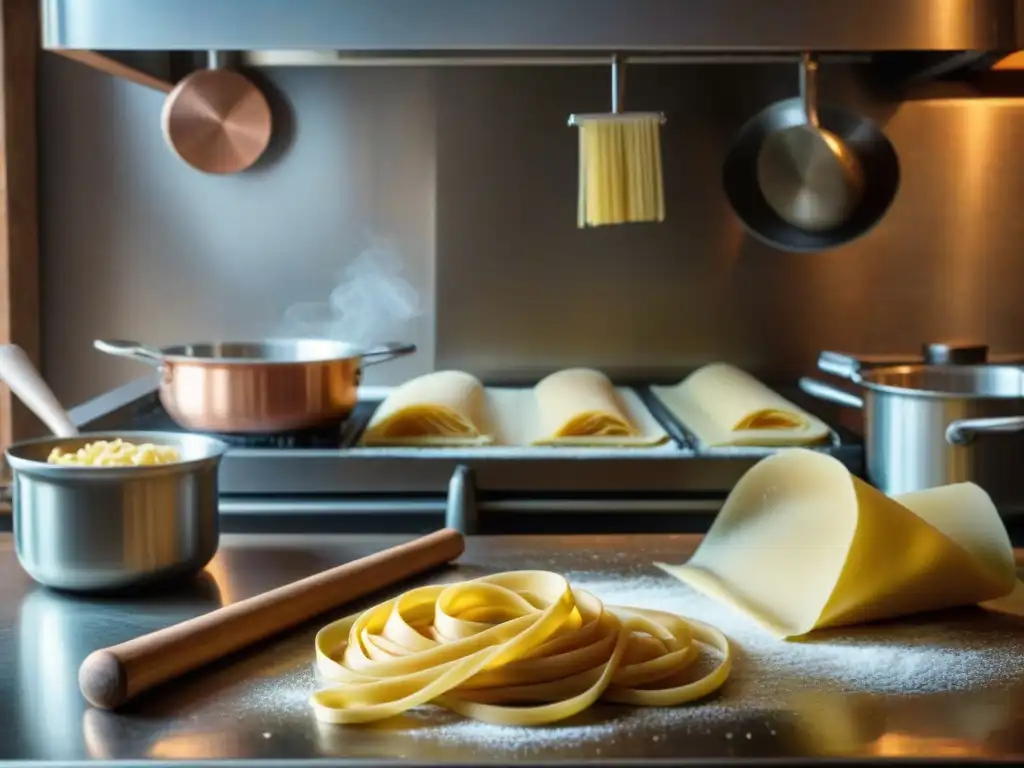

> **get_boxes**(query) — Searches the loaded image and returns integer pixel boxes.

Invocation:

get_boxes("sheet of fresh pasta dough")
[361,371,494,446]
[651,362,830,446]
[487,382,668,447]
[511,368,667,446]
[656,449,1017,638]
[536,368,638,438]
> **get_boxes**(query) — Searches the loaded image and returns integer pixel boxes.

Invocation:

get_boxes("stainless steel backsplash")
[40,56,1024,405]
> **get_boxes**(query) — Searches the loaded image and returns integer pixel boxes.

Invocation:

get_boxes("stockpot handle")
[817,351,863,381]
[361,342,416,367]
[945,416,1024,446]
[798,377,864,409]
[94,339,165,367]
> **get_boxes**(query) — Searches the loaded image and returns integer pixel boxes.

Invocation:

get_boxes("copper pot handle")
[93,339,165,368]
[361,342,416,367]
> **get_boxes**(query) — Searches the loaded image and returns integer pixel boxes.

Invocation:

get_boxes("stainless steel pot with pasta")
[0,344,230,592]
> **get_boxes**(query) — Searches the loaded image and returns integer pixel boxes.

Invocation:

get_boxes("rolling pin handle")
[79,649,128,710]
[445,465,478,535]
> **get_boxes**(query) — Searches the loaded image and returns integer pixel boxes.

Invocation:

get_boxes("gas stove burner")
[128,398,379,449]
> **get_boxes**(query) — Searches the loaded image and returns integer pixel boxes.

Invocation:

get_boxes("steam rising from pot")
[280,240,421,346]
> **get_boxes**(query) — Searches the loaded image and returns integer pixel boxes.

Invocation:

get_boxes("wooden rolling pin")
[79,528,465,710]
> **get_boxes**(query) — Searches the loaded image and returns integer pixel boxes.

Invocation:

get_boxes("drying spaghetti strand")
[310,570,732,726]
[572,115,666,228]
[569,57,665,228]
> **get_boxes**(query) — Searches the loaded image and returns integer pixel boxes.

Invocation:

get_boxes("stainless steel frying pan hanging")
[723,52,900,253]
[756,52,864,231]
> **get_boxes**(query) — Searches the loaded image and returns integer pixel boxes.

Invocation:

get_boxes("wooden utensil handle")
[79,528,465,710]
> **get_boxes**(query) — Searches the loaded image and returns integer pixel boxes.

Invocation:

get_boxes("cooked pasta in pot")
[47,438,181,467]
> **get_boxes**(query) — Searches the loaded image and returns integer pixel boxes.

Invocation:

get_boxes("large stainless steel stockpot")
[800,365,1024,504]
[94,338,416,434]
[6,431,228,592]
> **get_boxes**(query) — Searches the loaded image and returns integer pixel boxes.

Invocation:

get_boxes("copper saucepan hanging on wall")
[161,50,273,175]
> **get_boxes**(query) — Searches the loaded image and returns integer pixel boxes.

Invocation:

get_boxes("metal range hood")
[41,0,1020,54]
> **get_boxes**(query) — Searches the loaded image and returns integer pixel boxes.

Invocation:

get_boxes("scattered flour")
[223,570,1023,754]
[562,573,1024,695]
[399,571,1024,750]
[235,663,317,718]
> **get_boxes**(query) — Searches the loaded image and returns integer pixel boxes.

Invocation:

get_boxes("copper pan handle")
[361,342,416,367]
[93,339,165,368]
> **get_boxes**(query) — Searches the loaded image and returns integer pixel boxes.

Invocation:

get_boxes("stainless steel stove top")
[67,375,864,514]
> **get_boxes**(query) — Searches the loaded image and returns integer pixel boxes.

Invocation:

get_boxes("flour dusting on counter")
[238,663,317,718]
[404,571,1024,750]
[567,573,1024,696]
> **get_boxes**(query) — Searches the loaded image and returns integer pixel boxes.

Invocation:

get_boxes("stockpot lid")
[857,364,1024,400]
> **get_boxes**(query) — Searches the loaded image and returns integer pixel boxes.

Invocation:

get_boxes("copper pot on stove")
[94,338,415,434]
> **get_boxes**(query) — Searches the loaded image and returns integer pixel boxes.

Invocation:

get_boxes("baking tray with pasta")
[638,367,863,474]
[99,377,863,497]
[350,403,683,455]
[355,368,678,452]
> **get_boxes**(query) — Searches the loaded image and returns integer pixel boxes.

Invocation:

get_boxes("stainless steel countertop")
[2,532,1023,766]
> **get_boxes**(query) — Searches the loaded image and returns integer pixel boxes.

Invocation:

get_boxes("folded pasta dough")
[533,368,639,441]
[657,449,1016,638]
[695,363,806,428]
[362,371,493,445]
[652,362,830,446]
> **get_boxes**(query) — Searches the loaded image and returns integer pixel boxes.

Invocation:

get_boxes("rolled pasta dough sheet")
[361,370,494,446]
[536,368,636,439]
[656,449,1016,638]
[488,375,669,447]
[651,363,830,446]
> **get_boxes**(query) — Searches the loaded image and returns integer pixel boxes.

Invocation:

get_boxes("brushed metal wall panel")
[433,65,1024,382]
[39,59,1024,405]
[39,60,437,407]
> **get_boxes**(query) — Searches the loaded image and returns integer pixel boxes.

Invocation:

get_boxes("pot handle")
[798,377,865,409]
[945,416,1024,446]
[93,339,165,367]
[361,342,417,367]
[817,351,863,380]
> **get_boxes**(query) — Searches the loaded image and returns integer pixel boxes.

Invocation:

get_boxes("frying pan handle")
[800,51,820,128]
[93,339,165,367]
[361,342,416,367]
